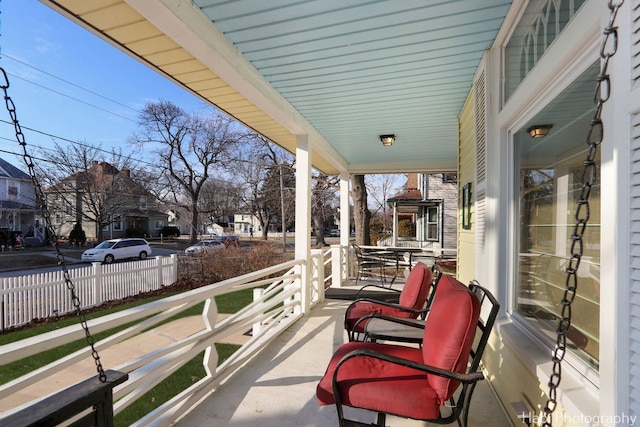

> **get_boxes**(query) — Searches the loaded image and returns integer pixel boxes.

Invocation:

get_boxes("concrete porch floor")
[175,288,512,427]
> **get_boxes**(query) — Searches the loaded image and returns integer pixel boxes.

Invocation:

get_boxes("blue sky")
[0,0,210,170]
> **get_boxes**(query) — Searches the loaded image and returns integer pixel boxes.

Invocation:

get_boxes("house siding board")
[633,111,640,421]
[458,88,475,284]
[632,0,640,88]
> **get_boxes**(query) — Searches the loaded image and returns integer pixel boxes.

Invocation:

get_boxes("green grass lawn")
[0,288,252,426]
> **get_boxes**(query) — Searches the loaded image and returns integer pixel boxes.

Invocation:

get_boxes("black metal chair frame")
[352,243,395,286]
[345,266,440,342]
[332,281,500,427]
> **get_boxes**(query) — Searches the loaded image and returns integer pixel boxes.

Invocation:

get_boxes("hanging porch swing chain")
[542,1,622,425]
[0,68,107,382]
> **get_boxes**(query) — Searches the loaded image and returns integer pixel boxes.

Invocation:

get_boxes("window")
[154,220,164,229]
[65,201,73,216]
[55,213,62,225]
[422,205,440,241]
[504,0,586,101]
[514,62,599,369]
[113,215,123,231]
[140,197,147,210]
[7,181,17,199]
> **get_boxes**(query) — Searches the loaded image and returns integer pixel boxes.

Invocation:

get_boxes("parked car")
[184,239,225,256]
[81,238,152,264]
[329,229,340,237]
[217,235,239,247]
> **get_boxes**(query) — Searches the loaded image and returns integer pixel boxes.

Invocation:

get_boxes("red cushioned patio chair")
[344,262,435,342]
[318,276,499,427]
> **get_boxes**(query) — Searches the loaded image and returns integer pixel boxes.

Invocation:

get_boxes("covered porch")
[2,0,632,426]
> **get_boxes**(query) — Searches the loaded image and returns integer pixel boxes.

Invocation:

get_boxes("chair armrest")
[363,313,426,330]
[349,304,428,335]
[355,284,401,299]
[334,348,484,385]
[347,298,426,315]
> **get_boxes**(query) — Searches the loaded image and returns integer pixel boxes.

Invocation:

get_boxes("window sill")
[498,321,599,423]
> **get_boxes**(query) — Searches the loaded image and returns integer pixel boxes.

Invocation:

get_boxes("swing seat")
[0,370,128,427]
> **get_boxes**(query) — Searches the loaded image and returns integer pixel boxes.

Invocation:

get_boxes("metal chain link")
[542,1,623,425]
[0,68,107,382]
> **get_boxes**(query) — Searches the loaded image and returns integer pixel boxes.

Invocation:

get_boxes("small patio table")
[380,247,426,284]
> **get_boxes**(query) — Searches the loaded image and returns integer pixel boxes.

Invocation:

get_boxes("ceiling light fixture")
[527,124,553,138]
[380,134,395,146]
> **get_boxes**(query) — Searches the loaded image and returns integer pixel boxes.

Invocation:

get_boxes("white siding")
[631,112,640,419]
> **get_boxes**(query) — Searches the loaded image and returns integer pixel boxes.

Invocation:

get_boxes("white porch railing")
[0,248,331,426]
[0,255,179,331]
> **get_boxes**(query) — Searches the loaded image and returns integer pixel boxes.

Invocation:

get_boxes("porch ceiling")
[42,0,513,175]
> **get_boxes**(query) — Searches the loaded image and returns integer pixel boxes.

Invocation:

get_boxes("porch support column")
[392,202,398,247]
[295,134,312,315]
[333,172,351,287]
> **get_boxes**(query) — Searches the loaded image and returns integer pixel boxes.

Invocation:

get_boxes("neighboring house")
[166,208,190,235]
[46,161,168,241]
[382,173,457,252]
[0,157,41,245]
[233,213,261,237]
[167,208,232,236]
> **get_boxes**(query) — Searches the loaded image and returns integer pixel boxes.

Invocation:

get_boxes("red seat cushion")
[422,275,480,402]
[344,263,432,334]
[398,262,432,309]
[316,341,442,419]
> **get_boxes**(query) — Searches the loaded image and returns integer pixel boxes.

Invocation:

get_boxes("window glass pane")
[504,0,586,101]
[515,62,599,368]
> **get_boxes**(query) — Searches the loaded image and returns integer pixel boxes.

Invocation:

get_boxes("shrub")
[125,227,146,238]
[398,219,415,237]
[69,223,86,245]
[178,242,283,284]
[159,226,180,238]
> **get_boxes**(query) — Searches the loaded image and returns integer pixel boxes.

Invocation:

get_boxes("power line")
[0,122,159,169]
[1,53,139,114]
[4,70,137,123]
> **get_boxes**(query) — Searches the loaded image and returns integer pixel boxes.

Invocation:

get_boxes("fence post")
[331,245,344,288]
[92,262,103,306]
[310,249,325,304]
[170,254,178,284]
[156,256,163,289]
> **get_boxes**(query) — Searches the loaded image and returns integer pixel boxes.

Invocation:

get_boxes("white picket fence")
[0,255,178,331]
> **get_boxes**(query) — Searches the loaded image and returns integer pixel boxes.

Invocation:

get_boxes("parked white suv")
[81,238,152,264]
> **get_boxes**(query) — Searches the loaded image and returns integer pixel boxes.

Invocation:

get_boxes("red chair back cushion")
[422,275,480,403]
[397,262,432,310]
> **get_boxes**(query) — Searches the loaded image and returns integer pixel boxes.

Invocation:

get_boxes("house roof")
[0,200,37,211]
[41,0,514,175]
[0,157,31,181]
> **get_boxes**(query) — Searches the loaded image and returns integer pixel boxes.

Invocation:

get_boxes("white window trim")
[491,0,614,420]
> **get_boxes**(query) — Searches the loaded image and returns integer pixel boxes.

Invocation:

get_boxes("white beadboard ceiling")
[43,0,513,175]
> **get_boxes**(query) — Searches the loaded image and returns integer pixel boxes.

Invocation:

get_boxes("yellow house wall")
[457,91,476,284]
[457,81,580,427]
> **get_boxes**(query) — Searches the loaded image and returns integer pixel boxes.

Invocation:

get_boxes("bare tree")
[199,178,243,230]
[232,135,295,242]
[351,174,371,245]
[39,142,138,241]
[130,101,240,243]
[312,173,339,246]
[367,174,406,232]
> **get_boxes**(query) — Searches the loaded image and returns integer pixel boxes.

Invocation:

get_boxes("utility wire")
[1,53,139,114]
[3,70,137,123]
